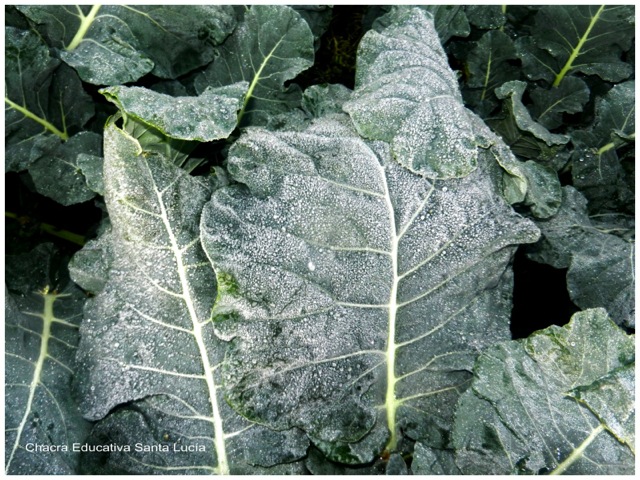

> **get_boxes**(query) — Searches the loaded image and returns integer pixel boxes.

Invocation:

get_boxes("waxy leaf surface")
[453,308,635,475]
[344,7,478,179]
[74,121,307,474]
[201,113,539,463]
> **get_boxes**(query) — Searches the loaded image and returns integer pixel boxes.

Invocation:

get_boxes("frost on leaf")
[5,244,91,474]
[74,120,307,474]
[201,114,539,463]
[343,7,477,179]
[453,308,635,475]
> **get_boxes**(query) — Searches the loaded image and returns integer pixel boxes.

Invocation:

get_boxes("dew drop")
[307,261,316,272]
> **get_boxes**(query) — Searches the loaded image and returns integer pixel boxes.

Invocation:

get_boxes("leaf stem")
[552,5,605,87]
[66,4,101,51]
[236,38,285,126]
[549,424,604,475]
[4,97,69,141]
[6,212,86,246]
[5,292,58,473]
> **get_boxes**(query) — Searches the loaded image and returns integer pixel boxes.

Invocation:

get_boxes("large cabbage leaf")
[5,245,91,474]
[74,120,307,474]
[453,308,635,474]
[344,7,478,179]
[200,113,539,463]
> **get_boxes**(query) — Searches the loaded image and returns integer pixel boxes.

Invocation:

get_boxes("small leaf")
[27,132,102,206]
[102,83,248,142]
[529,77,590,130]
[194,5,315,126]
[488,80,569,163]
[461,29,520,115]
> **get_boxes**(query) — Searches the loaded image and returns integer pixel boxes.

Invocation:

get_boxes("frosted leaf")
[101,83,247,142]
[453,309,635,475]
[75,120,307,474]
[344,7,477,179]
[201,114,539,463]
[5,245,91,474]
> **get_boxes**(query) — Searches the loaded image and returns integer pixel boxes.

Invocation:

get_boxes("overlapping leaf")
[5,244,91,474]
[344,7,478,179]
[200,113,539,463]
[194,5,314,126]
[18,5,237,85]
[453,308,635,474]
[74,120,307,474]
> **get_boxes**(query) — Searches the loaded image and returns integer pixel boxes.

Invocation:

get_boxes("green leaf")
[453,308,635,475]
[74,120,307,474]
[421,5,470,43]
[462,30,519,114]
[344,7,478,179]
[570,80,635,214]
[5,244,91,474]
[589,80,636,147]
[5,27,94,171]
[515,5,634,86]
[301,84,352,119]
[101,83,247,142]
[528,187,634,328]
[488,80,570,163]
[412,443,461,475]
[200,113,539,463]
[18,5,237,85]
[569,363,635,453]
[529,76,590,130]
[465,5,506,30]
[490,143,561,218]
[27,131,102,206]
[194,5,315,126]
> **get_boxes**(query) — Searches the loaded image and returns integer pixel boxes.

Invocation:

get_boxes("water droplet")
[307,261,316,271]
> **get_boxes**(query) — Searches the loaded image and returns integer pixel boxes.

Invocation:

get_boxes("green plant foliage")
[4,4,635,475]
[453,308,634,474]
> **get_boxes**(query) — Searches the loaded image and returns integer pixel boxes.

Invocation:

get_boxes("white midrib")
[6,293,57,473]
[380,169,400,452]
[153,186,230,475]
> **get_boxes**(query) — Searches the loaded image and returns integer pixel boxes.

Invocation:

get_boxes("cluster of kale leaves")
[5,5,634,475]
